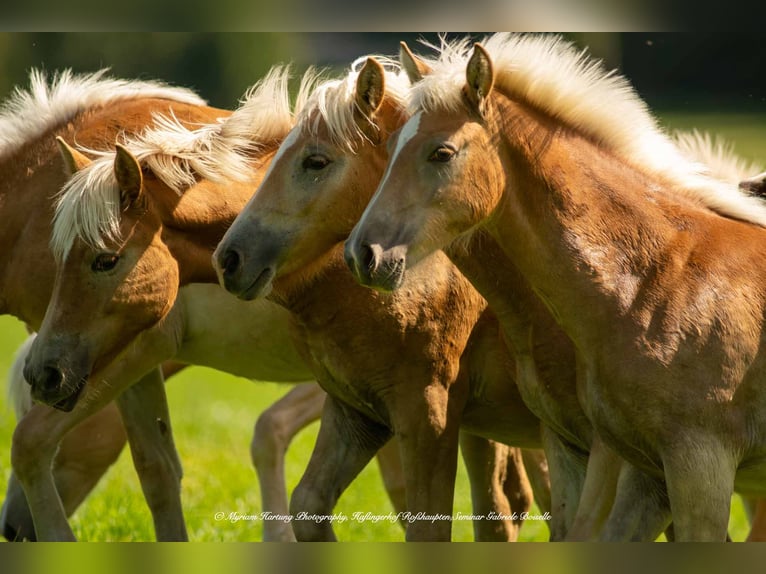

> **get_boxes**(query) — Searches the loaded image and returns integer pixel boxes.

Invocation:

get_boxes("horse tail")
[6,334,36,420]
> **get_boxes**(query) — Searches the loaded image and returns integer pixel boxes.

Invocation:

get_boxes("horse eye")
[91,253,120,272]
[429,145,457,163]
[302,154,331,171]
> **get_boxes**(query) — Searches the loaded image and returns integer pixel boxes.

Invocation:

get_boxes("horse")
[213,56,552,541]
[19,65,545,541]
[345,33,766,541]
[0,68,233,541]
[0,68,402,542]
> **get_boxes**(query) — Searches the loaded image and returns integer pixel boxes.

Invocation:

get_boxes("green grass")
[1,111,765,542]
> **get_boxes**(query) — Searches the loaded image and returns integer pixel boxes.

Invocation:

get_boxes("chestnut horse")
[346,33,766,541]
[0,69,232,541]
[21,66,544,541]
[214,57,550,541]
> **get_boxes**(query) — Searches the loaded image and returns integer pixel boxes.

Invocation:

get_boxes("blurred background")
[0,33,764,542]
[0,33,763,113]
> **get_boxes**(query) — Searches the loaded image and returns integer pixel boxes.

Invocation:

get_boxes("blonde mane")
[0,68,205,161]
[411,33,766,227]
[295,56,411,152]
[51,66,296,262]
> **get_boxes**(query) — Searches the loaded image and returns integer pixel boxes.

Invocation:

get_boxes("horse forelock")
[411,33,766,228]
[0,68,205,160]
[295,56,410,153]
[51,158,121,263]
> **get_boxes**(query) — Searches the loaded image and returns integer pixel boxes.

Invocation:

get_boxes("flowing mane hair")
[294,56,411,152]
[0,68,205,160]
[409,33,766,227]
[51,66,297,262]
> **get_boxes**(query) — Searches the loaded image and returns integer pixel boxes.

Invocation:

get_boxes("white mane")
[0,68,205,161]
[295,56,411,152]
[51,66,296,262]
[411,33,766,227]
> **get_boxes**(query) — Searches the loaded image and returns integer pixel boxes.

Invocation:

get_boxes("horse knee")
[251,410,289,470]
[11,418,54,482]
[289,480,334,541]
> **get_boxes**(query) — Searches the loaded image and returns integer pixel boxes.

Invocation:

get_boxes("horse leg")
[521,448,551,517]
[541,425,587,541]
[459,432,531,541]
[746,499,766,541]
[290,395,391,541]
[598,461,671,541]
[392,384,463,541]
[565,435,623,540]
[662,437,736,541]
[11,405,83,541]
[250,382,325,542]
[115,366,187,541]
[373,437,407,517]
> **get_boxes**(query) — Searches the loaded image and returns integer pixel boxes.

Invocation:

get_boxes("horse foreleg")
[565,435,623,540]
[662,436,736,541]
[115,366,187,541]
[11,405,80,541]
[290,395,391,541]
[392,384,463,541]
[250,382,325,541]
[598,461,671,541]
[541,425,587,541]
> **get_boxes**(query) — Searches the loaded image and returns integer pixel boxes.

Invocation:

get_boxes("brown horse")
[20,66,544,541]
[213,56,549,541]
[0,69,353,542]
[346,33,766,541]
[0,69,232,541]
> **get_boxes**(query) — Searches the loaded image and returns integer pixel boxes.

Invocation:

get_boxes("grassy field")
[1,111,765,542]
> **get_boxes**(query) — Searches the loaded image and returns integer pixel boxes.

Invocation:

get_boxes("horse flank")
[51,66,299,262]
[409,33,766,227]
[295,56,411,152]
[0,69,205,161]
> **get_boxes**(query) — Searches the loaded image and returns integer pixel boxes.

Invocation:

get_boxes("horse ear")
[465,43,495,115]
[114,144,143,208]
[740,171,766,197]
[56,137,91,177]
[355,57,386,118]
[399,41,432,84]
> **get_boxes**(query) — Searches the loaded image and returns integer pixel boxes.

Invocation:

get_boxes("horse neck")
[445,229,575,373]
[487,96,688,346]
[159,174,266,286]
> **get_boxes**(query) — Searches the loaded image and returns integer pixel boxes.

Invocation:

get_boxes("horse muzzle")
[23,344,89,412]
[344,240,407,292]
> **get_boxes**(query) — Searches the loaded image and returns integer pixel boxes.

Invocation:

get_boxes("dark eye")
[302,154,331,171]
[428,145,457,163]
[91,253,120,272]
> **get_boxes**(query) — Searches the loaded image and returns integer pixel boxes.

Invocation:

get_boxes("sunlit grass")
[1,110,765,542]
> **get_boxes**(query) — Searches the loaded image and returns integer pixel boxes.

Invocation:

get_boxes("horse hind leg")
[459,432,534,541]
[250,382,326,541]
[116,367,187,541]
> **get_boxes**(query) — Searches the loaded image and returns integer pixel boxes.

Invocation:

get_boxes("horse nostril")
[40,365,64,393]
[221,249,241,277]
[359,243,376,271]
